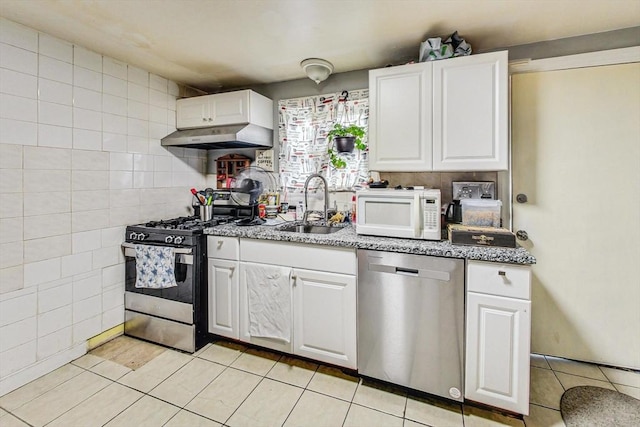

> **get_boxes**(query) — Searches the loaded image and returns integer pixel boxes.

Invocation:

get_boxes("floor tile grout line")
[221,373,269,425]
[28,371,116,427]
[0,363,87,414]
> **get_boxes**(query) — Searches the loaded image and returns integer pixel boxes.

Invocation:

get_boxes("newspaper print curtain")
[278,90,369,197]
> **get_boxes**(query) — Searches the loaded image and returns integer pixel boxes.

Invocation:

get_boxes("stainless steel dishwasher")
[357,249,465,401]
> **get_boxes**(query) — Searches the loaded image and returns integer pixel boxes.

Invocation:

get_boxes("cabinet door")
[238,262,293,353]
[207,258,239,339]
[292,268,357,369]
[465,292,531,415]
[433,51,508,171]
[176,96,211,129]
[210,91,249,125]
[369,63,433,171]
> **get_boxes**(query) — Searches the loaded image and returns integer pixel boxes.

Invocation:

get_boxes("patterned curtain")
[278,90,369,198]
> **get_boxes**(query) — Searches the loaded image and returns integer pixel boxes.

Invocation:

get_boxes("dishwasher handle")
[368,262,451,282]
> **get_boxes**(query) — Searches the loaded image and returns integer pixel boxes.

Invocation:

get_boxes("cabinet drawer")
[207,236,239,260]
[467,260,531,300]
[241,239,356,275]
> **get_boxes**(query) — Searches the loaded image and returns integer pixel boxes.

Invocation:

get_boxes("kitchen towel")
[134,244,178,289]
[245,264,291,342]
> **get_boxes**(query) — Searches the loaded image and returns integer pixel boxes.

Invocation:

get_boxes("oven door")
[122,242,195,305]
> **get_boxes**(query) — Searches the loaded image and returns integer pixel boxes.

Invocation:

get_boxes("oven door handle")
[121,242,193,254]
[121,243,194,265]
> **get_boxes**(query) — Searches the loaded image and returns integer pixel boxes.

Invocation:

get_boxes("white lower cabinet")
[292,268,357,369]
[238,239,357,368]
[207,258,239,339]
[207,236,240,340]
[465,260,532,415]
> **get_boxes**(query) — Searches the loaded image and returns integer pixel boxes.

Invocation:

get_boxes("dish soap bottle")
[296,201,305,221]
[350,195,357,223]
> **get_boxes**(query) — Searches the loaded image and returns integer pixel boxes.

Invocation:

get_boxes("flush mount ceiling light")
[300,58,334,84]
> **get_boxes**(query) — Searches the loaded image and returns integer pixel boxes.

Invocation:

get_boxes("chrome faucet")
[303,173,329,225]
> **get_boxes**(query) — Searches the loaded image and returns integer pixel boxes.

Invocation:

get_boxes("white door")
[176,96,211,129]
[512,63,640,369]
[433,51,508,171]
[207,258,239,339]
[293,268,357,369]
[465,292,531,414]
[369,63,433,171]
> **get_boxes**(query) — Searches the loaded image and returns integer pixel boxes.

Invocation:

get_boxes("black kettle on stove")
[445,200,463,224]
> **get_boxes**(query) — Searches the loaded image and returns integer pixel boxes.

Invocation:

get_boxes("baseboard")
[87,324,124,350]
[0,343,86,397]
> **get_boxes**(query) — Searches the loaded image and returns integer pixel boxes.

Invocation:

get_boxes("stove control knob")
[165,235,174,244]
[137,233,146,241]
[129,232,137,240]
[174,236,184,244]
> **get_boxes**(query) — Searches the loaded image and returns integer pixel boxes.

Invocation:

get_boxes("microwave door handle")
[414,193,421,238]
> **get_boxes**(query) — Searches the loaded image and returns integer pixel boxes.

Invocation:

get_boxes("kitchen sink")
[278,223,343,234]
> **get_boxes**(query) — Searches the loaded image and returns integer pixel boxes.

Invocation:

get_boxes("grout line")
[222,374,267,425]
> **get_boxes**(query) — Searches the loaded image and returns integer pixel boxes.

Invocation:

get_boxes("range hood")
[161,123,273,149]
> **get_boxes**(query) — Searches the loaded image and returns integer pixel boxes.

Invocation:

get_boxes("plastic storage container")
[461,199,502,228]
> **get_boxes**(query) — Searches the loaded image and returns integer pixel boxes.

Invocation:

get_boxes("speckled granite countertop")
[204,222,536,265]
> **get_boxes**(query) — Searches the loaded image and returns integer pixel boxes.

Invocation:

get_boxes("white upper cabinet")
[433,51,508,171]
[176,89,273,130]
[177,96,211,129]
[369,63,433,171]
[368,51,508,171]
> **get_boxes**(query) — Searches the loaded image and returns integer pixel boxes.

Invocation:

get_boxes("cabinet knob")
[498,270,506,276]
[208,117,213,121]
[516,193,528,203]
[516,230,529,241]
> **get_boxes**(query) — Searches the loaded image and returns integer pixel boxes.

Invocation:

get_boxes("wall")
[0,18,206,395]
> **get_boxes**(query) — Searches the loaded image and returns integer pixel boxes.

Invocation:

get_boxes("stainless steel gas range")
[122,217,215,353]
[122,191,259,353]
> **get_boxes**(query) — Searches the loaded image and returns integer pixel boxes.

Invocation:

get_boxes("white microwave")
[356,188,441,240]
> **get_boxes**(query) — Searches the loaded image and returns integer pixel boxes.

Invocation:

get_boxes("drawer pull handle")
[498,271,506,276]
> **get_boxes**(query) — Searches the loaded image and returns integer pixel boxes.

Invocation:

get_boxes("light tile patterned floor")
[0,336,639,427]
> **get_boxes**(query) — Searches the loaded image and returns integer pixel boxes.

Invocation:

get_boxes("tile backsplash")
[379,171,499,205]
[0,17,206,395]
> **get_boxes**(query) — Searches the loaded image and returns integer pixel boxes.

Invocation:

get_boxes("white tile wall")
[39,34,73,62]
[37,326,72,359]
[38,279,73,313]
[0,118,37,146]
[0,18,38,51]
[0,16,205,394]
[38,78,73,105]
[73,271,102,302]
[38,305,72,337]
[0,43,37,75]
[37,124,72,148]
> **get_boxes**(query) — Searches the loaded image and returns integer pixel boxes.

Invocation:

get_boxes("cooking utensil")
[190,188,206,205]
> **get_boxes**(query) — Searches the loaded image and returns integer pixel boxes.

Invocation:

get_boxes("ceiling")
[1,0,638,92]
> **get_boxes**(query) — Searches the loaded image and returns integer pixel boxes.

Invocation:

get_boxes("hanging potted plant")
[326,123,367,168]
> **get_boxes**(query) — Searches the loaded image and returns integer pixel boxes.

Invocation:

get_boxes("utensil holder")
[200,205,213,221]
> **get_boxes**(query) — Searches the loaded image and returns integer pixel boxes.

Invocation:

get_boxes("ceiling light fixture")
[300,58,334,84]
